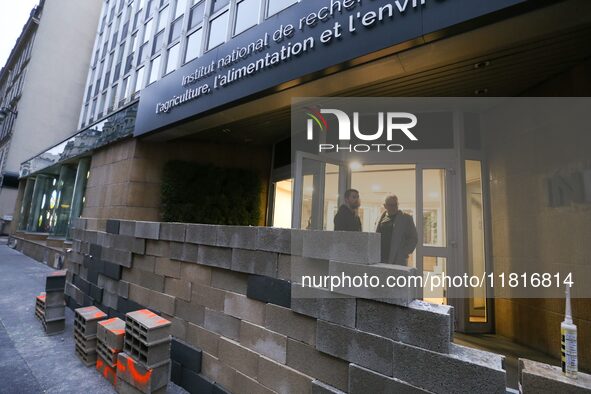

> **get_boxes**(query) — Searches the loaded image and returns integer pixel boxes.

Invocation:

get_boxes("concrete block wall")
[64,218,508,393]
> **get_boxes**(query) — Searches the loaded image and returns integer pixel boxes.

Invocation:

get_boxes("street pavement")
[0,245,185,394]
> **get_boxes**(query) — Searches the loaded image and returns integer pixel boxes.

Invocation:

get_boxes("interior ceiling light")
[473,60,491,69]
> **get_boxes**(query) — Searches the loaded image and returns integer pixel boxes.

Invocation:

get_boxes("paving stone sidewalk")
[0,245,185,394]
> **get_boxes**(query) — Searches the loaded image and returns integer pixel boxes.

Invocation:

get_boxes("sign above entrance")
[134,0,526,137]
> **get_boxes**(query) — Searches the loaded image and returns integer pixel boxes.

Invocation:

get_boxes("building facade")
[0,0,102,232]
[10,0,591,387]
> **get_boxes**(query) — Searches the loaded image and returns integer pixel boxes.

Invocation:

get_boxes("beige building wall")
[485,61,591,370]
[82,138,272,224]
[0,0,102,218]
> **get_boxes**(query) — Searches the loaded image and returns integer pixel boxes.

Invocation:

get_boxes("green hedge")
[161,161,261,225]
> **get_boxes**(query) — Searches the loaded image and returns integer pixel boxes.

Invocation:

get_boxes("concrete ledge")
[391,342,506,393]
[135,221,160,240]
[302,230,380,264]
[519,358,591,393]
[349,364,428,394]
[356,299,452,354]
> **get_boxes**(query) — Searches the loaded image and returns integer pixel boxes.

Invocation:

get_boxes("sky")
[0,0,40,68]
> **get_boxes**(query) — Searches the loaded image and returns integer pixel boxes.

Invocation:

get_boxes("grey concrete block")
[211,269,248,294]
[316,319,393,376]
[165,277,191,301]
[239,321,287,364]
[118,281,129,298]
[265,304,316,346]
[204,308,240,341]
[197,246,232,270]
[103,291,119,309]
[175,298,205,325]
[145,240,170,257]
[224,292,266,325]
[231,249,277,277]
[133,254,156,272]
[216,226,257,249]
[312,380,346,394]
[102,248,132,268]
[97,275,119,294]
[255,227,291,254]
[135,221,160,240]
[287,338,349,391]
[327,261,416,306]
[356,299,452,353]
[290,256,330,284]
[148,289,176,315]
[391,342,506,394]
[71,218,87,230]
[113,235,146,254]
[519,358,591,394]
[119,220,136,237]
[139,271,165,292]
[181,243,199,263]
[291,285,356,328]
[302,230,380,264]
[169,242,184,261]
[160,223,187,242]
[186,224,218,245]
[349,364,428,394]
[155,257,181,278]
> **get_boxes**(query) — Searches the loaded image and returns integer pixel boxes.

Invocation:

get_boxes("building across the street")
[8,0,591,391]
[0,0,102,234]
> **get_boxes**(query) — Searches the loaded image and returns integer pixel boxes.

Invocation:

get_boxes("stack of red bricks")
[35,270,67,334]
[96,317,126,386]
[74,306,107,366]
[116,309,171,394]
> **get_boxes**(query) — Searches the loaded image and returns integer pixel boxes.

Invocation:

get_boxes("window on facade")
[125,53,134,74]
[138,42,149,65]
[234,0,260,35]
[157,5,169,32]
[211,0,229,13]
[207,11,229,50]
[121,21,129,39]
[143,20,153,43]
[153,31,164,55]
[130,33,138,51]
[267,0,297,17]
[134,66,145,93]
[148,56,161,84]
[120,76,130,103]
[169,17,183,43]
[174,0,187,18]
[165,43,180,74]
[188,1,205,30]
[98,91,107,117]
[184,28,202,63]
[133,11,141,30]
[109,84,118,110]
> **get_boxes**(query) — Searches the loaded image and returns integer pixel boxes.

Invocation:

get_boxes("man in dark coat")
[376,195,418,266]
[334,189,362,231]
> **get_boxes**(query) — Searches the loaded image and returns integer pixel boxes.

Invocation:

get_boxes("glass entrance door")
[293,152,348,230]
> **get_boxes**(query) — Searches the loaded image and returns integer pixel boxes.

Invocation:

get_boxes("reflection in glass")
[234,0,260,35]
[148,55,161,84]
[466,160,487,323]
[423,256,447,305]
[49,165,77,237]
[323,164,339,231]
[207,11,229,50]
[166,44,180,74]
[423,169,446,247]
[175,0,187,18]
[185,29,202,62]
[272,179,292,228]
[135,66,145,92]
[267,0,297,17]
[301,174,314,230]
[189,1,205,30]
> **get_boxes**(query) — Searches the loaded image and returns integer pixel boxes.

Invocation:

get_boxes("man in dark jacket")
[334,189,362,231]
[376,195,418,266]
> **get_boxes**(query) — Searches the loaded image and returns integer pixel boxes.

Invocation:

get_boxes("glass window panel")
[423,169,447,247]
[466,160,487,323]
[423,256,447,305]
[211,0,229,13]
[184,28,202,62]
[138,42,148,65]
[207,11,229,50]
[234,0,260,35]
[169,17,183,43]
[134,66,145,92]
[272,179,292,228]
[121,76,129,101]
[165,43,180,74]
[143,20,153,43]
[189,1,205,29]
[323,164,339,231]
[174,0,187,18]
[109,84,118,110]
[148,55,161,84]
[267,0,297,17]
[157,5,169,32]
[152,31,164,55]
